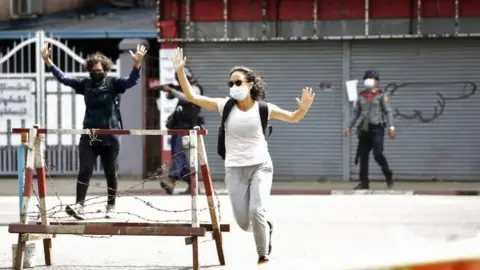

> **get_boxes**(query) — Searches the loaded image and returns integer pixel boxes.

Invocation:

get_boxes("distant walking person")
[160,68,205,195]
[170,47,315,264]
[41,41,147,219]
[344,70,396,190]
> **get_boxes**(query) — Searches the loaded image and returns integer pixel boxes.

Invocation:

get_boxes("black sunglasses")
[228,80,244,88]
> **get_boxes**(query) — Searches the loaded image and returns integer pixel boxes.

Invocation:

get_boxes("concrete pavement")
[1,195,480,269]
[0,178,479,197]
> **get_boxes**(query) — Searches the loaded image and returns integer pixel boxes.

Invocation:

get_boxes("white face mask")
[229,85,249,101]
[364,78,375,89]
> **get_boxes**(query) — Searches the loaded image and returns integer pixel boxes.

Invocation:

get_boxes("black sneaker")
[257,255,270,265]
[386,171,394,189]
[354,183,369,190]
[267,221,273,255]
[160,178,175,195]
[386,181,394,189]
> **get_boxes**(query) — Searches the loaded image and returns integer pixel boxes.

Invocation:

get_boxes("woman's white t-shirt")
[216,98,278,168]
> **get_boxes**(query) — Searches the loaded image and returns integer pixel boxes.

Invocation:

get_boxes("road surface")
[0,194,480,269]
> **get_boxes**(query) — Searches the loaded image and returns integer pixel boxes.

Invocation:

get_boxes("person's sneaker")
[386,171,394,189]
[65,204,84,220]
[160,178,176,195]
[105,205,116,219]
[257,255,270,265]
[354,183,369,190]
[386,181,394,189]
[267,221,273,255]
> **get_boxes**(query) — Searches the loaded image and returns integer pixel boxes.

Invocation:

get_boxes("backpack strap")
[105,77,123,129]
[258,101,272,137]
[217,98,237,160]
[220,98,237,129]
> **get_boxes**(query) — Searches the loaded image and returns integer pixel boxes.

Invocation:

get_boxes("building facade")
[1,1,479,182]
[0,4,159,177]
[157,0,480,181]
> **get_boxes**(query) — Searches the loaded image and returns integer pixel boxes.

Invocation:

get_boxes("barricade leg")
[197,132,226,265]
[188,130,200,270]
[8,127,230,270]
[14,128,37,270]
[17,132,27,218]
[34,130,52,265]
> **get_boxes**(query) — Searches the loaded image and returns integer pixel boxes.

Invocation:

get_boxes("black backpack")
[105,77,123,129]
[217,99,272,160]
[85,77,123,129]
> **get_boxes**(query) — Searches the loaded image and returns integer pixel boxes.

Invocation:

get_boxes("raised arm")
[169,89,187,101]
[41,42,85,94]
[172,48,219,112]
[113,45,147,93]
[270,87,315,123]
[163,85,188,102]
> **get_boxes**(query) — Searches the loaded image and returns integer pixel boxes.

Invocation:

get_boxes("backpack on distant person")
[217,99,273,160]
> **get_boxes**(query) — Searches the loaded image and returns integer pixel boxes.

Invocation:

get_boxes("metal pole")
[156,0,162,40]
[313,0,318,38]
[35,31,43,126]
[417,0,422,35]
[261,0,267,39]
[156,0,161,20]
[223,0,228,38]
[188,129,200,269]
[17,132,28,218]
[185,0,191,38]
[454,0,459,35]
[364,0,369,36]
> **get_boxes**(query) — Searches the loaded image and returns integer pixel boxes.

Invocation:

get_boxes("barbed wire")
[22,136,223,242]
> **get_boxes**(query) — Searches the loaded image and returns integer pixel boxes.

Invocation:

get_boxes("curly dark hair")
[85,52,113,72]
[229,66,266,100]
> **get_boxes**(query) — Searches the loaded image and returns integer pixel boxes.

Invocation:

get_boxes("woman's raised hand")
[171,47,186,71]
[296,87,315,110]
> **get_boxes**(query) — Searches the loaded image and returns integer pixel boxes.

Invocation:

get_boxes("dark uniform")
[349,70,394,189]
[161,68,205,195]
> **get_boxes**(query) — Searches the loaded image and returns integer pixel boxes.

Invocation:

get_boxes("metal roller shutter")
[184,42,344,180]
[350,39,480,181]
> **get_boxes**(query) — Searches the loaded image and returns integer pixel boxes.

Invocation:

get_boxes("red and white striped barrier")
[14,126,54,270]
[9,126,227,270]
[197,132,225,264]
[33,130,53,265]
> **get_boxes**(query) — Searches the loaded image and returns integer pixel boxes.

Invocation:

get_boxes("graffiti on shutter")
[384,81,477,123]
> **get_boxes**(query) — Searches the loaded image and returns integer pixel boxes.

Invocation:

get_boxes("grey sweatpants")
[225,160,273,257]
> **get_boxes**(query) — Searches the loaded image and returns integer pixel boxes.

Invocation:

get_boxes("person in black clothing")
[344,70,396,190]
[41,42,147,219]
[160,68,205,195]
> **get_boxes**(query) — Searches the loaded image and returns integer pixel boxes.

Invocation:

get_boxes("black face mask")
[90,72,105,83]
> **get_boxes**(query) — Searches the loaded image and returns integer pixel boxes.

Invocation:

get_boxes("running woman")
[170,47,315,264]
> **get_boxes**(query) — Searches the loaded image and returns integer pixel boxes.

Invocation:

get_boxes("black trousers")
[358,124,392,185]
[76,136,119,206]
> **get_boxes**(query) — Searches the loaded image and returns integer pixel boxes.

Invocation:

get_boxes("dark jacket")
[50,65,140,143]
[349,89,394,130]
[167,83,205,128]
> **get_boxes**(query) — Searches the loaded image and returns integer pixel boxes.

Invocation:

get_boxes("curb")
[111,188,480,196]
